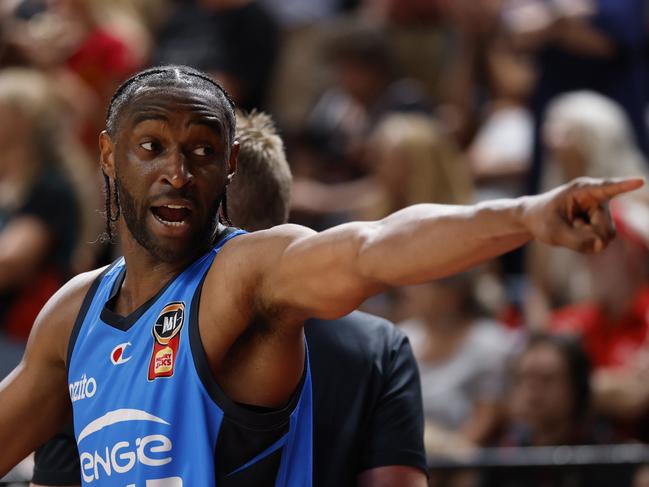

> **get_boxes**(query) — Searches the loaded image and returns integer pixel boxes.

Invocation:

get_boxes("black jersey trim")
[66,264,114,376]
[188,261,305,429]
[99,227,239,332]
[99,265,173,332]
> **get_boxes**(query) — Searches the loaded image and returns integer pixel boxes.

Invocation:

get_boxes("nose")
[161,148,193,189]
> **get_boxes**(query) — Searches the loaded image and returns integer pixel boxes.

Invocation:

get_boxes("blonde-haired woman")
[528,91,649,327]
[0,68,96,362]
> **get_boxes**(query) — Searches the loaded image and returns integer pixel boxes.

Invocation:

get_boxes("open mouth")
[151,205,192,227]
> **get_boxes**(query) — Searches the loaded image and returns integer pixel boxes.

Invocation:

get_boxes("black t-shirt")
[33,312,426,485]
[307,312,426,485]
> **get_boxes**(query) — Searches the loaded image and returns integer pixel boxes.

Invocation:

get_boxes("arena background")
[1,0,649,485]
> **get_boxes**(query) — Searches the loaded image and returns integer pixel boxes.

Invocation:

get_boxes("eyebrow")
[187,117,224,136]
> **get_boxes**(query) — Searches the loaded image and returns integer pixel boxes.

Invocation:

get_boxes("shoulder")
[27,266,108,365]
[215,224,315,257]
[206,224,316,282]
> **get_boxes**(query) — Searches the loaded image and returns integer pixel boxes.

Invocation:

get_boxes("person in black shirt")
[31,111,427,487]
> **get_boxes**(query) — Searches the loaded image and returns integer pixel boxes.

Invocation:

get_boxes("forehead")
[121,84,230,134]
[520,344,566,373]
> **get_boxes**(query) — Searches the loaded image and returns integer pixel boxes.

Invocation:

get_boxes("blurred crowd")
[2,0,649,485]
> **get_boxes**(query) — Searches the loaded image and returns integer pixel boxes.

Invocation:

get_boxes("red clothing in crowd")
[66,28,139,92]
[550,288,649,369]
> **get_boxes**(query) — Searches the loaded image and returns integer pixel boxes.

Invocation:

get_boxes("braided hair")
[102,65,236,241]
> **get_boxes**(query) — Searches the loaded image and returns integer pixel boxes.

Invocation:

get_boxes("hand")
[521,177,645,252]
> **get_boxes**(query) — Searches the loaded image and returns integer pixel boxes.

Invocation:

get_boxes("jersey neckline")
[99,226,241,332]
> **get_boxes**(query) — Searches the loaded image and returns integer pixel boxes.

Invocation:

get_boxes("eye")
[140,140,158,152]
[192,146,213,157]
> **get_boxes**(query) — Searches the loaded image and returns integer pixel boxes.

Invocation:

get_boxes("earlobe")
[99,131,116,179]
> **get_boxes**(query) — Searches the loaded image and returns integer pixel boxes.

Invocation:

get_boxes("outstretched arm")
[249,177,643,321]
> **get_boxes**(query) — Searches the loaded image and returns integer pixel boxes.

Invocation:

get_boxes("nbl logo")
[148,302,185,381]
[154,303,184,344]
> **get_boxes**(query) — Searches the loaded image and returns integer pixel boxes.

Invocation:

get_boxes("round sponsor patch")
[153,302,185,345]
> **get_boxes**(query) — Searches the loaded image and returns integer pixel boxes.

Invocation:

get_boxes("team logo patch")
[148,302,185,380]
[111,342,132,365]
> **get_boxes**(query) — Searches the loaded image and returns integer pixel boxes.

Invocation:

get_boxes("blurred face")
[100,84,236,263]
[543,117,588,182]
[336,61,382,105]
[510,343,575,437]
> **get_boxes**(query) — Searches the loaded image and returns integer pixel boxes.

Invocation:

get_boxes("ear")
[226,140,239,185]
[99,131,116,179]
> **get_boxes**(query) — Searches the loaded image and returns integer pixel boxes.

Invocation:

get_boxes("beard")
[115,176,223,263]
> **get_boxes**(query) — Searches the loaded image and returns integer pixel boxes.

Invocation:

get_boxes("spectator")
[501,0,649,191]
[551,201,649,429]
[0,68,87,374]
[399,272,512,455]
[292,114,472,225]
[504,334,595,446]
[487,333,617,487]
[528,92,649,326]
[302,22,432,181]
[1,0,146,153]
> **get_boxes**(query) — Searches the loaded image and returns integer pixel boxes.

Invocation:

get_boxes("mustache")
[148,186,198,206]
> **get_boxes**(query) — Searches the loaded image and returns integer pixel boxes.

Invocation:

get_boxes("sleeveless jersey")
[67,230,313,486]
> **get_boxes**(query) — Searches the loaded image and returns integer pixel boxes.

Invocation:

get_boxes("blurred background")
[2,0,649,485]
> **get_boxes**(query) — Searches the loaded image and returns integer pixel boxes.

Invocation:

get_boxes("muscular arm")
[0,270,99,476]
[251,178,641,322]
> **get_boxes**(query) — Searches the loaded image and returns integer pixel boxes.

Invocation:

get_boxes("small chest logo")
[111,342,132,365]
[148,302,185,381]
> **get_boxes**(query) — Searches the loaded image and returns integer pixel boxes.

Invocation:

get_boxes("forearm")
[357,199,530,287]
[0,365,69,475]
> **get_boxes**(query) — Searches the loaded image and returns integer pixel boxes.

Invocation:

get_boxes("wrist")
[512,195,536,237]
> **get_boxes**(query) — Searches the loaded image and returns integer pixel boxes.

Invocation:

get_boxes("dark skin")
[0,83,644,480]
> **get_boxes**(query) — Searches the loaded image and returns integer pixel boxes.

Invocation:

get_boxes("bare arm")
[0,270,99,476]
[254,178,643,322]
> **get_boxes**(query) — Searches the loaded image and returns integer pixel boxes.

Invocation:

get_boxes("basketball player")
[30,111,428,486]
[0,65,642,486]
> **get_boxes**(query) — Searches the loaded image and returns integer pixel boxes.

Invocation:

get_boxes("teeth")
[165,204,187,209]
[153,213,187,227]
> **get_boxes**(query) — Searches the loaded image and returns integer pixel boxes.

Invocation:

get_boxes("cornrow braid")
[105,65,236,140]
[219,188,232,226]
[102,171,121,242]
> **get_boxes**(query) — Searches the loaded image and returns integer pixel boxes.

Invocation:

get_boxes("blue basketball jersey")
[67,230,313,486]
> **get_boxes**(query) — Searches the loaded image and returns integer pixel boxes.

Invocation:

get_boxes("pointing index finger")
[580,177,645,202]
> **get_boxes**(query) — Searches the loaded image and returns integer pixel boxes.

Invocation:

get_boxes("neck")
[115,223,212,315]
